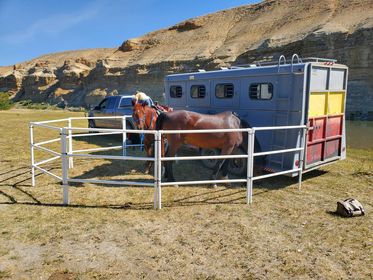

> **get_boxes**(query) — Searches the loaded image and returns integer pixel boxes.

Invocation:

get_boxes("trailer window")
[249,83,273,100]
[170,86,183,98]
[191,85,206,98]
[215,84,234,98]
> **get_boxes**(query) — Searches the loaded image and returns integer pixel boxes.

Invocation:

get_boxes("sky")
[0,0,259,66]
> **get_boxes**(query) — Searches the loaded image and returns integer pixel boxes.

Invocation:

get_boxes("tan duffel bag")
[336,198,365,217]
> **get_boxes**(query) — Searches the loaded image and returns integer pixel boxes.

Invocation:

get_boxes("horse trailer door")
[306,65,347,169]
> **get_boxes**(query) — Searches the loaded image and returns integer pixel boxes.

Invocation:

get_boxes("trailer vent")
[215,83,234,99]
[249,83,273,100]
[170,86,183,98]
[191,85,206,98]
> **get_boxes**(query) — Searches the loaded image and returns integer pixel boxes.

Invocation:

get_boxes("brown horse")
[132,102,172,174]
[155,110,254,182]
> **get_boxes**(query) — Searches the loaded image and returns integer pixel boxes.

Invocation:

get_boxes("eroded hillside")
[0,0,372,119]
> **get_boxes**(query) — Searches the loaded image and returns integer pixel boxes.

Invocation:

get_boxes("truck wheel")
[228,147,247,176]
[200,148,219,169]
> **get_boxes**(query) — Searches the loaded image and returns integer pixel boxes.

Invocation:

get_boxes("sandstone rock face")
[0,0,372,119]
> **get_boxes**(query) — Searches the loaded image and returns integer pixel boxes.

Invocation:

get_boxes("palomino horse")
[132,101,172,174]
[154,110,257,182]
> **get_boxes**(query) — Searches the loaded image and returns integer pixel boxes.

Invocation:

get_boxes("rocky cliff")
[0,0,372,119]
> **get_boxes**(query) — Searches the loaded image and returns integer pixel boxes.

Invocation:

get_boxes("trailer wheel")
[200,148,219,169]
[228,147,247,176]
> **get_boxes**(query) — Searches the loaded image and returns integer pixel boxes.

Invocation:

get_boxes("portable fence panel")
[30,116,307,208]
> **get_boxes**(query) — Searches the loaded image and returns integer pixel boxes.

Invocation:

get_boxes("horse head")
[132,101,157,130]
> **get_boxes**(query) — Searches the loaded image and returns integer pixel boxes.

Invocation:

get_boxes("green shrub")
[17,100,56,110]
[0,92,13,110]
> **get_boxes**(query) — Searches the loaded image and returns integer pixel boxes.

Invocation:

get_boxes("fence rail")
[30,115,307,209]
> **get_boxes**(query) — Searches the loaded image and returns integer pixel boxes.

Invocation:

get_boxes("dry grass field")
[0,109,372,280]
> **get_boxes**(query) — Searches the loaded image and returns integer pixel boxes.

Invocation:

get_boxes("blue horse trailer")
[164,55,348,175]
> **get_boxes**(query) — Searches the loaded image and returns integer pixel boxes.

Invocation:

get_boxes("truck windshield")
[119,98,133,108]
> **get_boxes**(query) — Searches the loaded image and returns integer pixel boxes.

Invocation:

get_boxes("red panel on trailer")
[307,142,324,164]
[308,117,326,142]
[326,115,343,137]
[325,139,341,159]
[306,116,327,165]
[306,115,344,166]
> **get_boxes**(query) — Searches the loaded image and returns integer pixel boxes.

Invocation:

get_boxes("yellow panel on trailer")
[328,91,345,115]
[309,92,327,117]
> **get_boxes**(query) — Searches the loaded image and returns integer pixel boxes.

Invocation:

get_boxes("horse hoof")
[211,184,218,188]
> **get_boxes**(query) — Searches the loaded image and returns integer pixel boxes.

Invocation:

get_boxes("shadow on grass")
[254,169,328,189]
[0,187,248,210]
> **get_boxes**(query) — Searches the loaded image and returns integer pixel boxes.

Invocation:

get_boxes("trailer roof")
[165,61,347,81]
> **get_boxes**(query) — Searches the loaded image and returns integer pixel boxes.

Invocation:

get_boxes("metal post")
[122,116,127,156]
[61,128,69,205]
[68,118,73,169]
[154,131,162,209]
[246,129,250,204]
[247,129,255,204]
[153,131,159,209]
[298,127,307,189]
[29,124,35,187]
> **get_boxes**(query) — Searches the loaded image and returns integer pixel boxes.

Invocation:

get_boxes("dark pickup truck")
[88,95,143,129]
[88,95,151,143]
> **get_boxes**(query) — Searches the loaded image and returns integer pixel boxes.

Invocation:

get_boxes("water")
[346,121,373,149]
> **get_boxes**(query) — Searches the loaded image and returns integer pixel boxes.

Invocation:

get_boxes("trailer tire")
[200,148,220,169]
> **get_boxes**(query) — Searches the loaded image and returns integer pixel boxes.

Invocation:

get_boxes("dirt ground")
[0,109,372,280]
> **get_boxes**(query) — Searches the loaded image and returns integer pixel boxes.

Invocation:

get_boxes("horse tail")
[236,114,250,154]
[235,113,266,170]
[155,112,167,130]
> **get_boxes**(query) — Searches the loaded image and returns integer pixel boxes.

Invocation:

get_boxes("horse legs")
[211,145,235,182]
[143,135,153,174]
[164,136,181,182]
[160,136,169,180]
